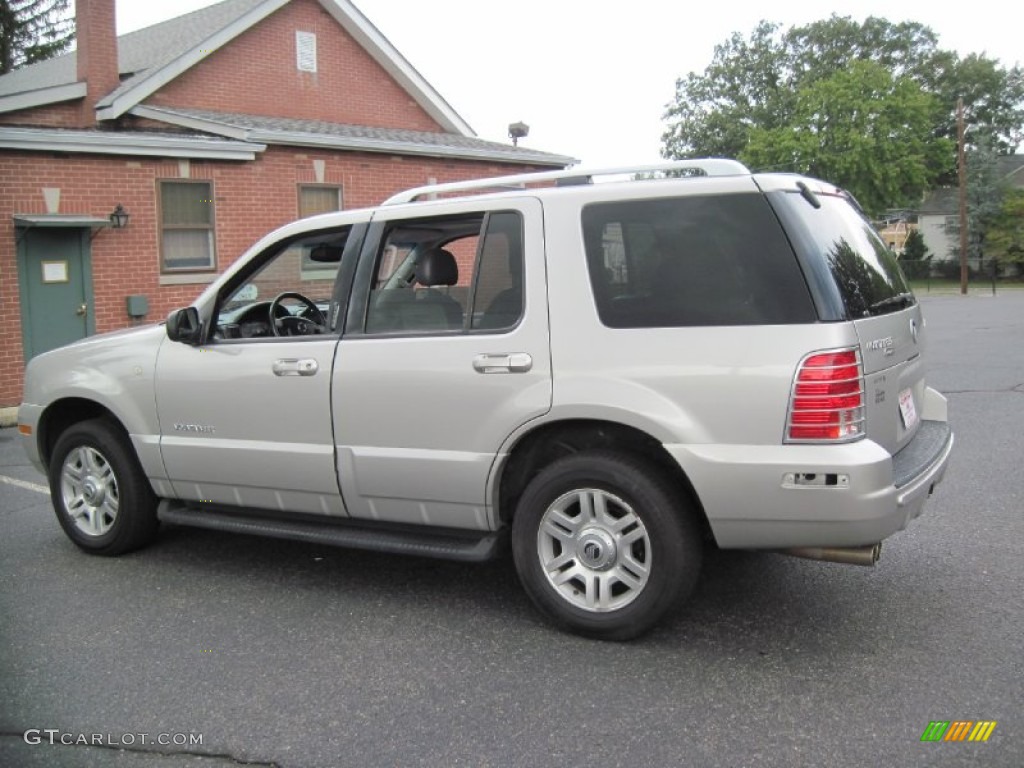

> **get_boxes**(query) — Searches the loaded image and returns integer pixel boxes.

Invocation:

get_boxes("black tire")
[48,418,159,556]
[511,450,702,640]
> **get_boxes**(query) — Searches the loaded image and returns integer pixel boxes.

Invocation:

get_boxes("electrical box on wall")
[126,295,149,318]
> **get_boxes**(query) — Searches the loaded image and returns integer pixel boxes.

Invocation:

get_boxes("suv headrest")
[416,248,458,287]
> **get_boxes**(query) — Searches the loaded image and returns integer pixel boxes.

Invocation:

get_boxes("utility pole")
[957,98,969,295]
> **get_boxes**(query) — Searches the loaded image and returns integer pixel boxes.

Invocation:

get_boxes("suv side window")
[364,211,524,334]
[214,227,350,340]
[581,194,816,327]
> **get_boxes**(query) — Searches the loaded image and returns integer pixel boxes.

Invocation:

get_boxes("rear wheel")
[49,418,159,556]
[511,450,701,640]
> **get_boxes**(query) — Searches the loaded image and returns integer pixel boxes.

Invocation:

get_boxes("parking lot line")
[0,474,50,495]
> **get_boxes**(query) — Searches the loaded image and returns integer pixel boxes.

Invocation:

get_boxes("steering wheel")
[269,292,327,336]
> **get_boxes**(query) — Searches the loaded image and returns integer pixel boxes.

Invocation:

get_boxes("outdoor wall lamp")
[109,204,130,229]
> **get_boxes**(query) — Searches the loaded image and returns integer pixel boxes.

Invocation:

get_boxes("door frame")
[16,225,96,360]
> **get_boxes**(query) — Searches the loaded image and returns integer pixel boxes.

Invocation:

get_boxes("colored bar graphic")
[944,721,973,741]
[921,720,996,742]
[968,722,997,742]
[921,722,950,741]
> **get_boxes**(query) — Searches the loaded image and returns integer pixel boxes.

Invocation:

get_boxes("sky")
[112,0,1023,168]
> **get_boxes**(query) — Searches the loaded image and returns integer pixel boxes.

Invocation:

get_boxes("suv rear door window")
[772,191,915,319]
[363,211,524,334]
[582,194,816,328]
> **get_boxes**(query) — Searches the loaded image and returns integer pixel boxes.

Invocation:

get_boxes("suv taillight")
[786,348,865,442]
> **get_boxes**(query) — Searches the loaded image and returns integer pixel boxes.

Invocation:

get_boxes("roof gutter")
[0,127,265,160]
[131,105,573,167]
[0,82,87,114]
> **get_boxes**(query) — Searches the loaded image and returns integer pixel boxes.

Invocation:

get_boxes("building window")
[159,180,215,272]
[298,185,341,218]
[944,216,960,235]
[298,185,342,276]
[296,31,317,73]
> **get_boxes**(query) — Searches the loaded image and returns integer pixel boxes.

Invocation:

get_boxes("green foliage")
[662,15,1024,213]
[0,0,74,75]
[936,54,1024,158]
[965,139,1008,260]
[934,259,975,279]
[898,231,931,278]
[902,229,929,260]
[988,189,1024,263]
[742,60,951,213]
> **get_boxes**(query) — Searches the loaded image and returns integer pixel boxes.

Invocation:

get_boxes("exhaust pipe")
[779,543,881,567]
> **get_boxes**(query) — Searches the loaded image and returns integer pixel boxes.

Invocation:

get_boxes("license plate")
[899,388,918,429]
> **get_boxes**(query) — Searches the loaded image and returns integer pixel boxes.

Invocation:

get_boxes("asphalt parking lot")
[1,293,1021,768]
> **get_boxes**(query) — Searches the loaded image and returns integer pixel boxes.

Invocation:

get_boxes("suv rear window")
[772,191,914,319]
[581,194,816,328]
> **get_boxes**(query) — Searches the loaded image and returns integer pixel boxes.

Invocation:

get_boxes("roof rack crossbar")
[381,158,751,205]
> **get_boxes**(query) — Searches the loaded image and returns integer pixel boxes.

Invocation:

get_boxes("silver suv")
[19,160,953,639]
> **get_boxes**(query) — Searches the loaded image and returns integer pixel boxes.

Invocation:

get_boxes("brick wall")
[0,102,84,128]
[0,146,547,406]
[76,0,119,126]
[146,0,443,132]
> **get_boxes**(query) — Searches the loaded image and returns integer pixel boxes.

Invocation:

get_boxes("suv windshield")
[774,191,914,319]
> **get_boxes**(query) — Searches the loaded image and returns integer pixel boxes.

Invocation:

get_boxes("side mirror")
[165,307,202,345]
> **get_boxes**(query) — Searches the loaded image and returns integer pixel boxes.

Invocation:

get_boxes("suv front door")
[155,227,356,516]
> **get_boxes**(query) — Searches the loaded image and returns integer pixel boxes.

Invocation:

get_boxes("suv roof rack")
[382,158,751,206]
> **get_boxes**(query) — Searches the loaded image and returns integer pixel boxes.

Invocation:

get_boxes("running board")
[157,502,504,562]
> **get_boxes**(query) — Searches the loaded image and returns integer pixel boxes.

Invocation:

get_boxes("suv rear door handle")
[472,353,532,374]
[272,358,319,377]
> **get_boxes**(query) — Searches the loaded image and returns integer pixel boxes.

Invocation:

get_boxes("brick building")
[0,0,573,409]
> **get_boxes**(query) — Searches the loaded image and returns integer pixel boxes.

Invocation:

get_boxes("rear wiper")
[865,292,914,314]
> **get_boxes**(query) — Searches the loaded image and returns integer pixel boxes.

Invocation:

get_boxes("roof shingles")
[0,0,574,167]
[0,0,267,98]
[137,106,575,165]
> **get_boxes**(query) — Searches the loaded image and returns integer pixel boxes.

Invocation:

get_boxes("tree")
[965,139,1009,264]
[987,189,1024,265]
[935,53,1024,157]
[662,15,1024,211]
[902,229,929,260]
[742,60,951,213]
[662,20,793,165]
[0,0,74,75]
[899,229,931,279]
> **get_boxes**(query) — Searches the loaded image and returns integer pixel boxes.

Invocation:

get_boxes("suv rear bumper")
[666,419,953,549]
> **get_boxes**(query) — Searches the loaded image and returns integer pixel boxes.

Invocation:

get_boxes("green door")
[18,227,95,360]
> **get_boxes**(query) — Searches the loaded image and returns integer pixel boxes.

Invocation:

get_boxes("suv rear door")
[332,197,550,531]
[768,184,925,454]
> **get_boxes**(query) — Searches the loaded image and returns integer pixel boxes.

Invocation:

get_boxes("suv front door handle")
[272,358,319,377]
[472,353,532,374]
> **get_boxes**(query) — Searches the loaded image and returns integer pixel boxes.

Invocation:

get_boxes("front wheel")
[511,451,702,640]
[49,418,159,556]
